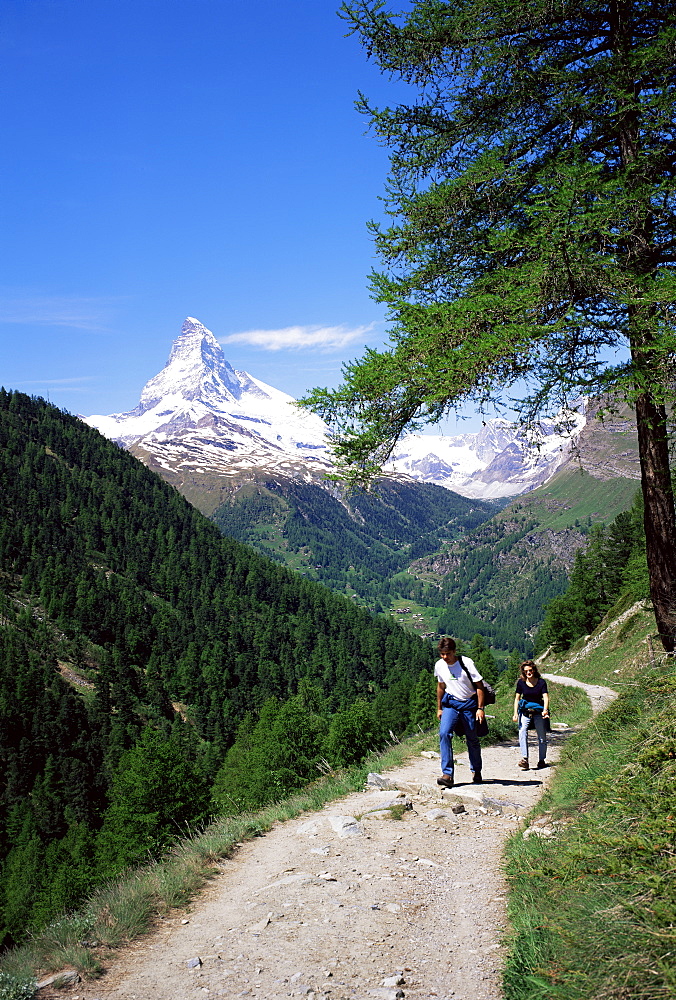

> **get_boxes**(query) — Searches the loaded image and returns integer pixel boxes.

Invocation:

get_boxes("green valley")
[208,473,494,608]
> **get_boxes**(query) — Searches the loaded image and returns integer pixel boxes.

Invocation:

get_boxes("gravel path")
[64,677,609,1000]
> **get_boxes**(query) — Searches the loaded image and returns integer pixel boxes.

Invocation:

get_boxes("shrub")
[0,972,36,1000]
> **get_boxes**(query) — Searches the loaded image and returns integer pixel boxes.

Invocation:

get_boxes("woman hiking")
[513,660,550,770]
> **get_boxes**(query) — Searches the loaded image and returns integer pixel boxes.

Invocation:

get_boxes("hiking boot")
[518,758,529,770]
[472,771,483,784]
[536,760,547,769]
[436,775,454,788]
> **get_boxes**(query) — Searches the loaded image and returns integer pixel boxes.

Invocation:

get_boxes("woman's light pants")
[518,713,547,763]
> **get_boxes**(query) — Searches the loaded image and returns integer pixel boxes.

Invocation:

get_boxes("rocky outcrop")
[560,398,640,482]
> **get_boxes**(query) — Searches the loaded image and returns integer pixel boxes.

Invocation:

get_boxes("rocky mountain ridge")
[85,317,614,504]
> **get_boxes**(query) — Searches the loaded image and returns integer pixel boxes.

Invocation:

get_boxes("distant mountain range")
[86,316,631,503]
[386,415,585,499]
[83,316,643,649]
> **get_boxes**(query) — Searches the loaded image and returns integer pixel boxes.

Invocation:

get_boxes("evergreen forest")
[0,390,437,947]
[210,475,494,608]
[414,516,575,655]
[212,477,577,656]
[536,491,651,653]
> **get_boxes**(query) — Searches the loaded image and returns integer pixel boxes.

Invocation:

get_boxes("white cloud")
[12,377,94,388]
[220,323,376,352]
[0,294,118,330]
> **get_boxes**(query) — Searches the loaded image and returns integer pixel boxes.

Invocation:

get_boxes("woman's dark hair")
[438,636,457,654]
[519,660,541,681]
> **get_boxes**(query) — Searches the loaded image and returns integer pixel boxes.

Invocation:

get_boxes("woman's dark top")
[516,677,548,706]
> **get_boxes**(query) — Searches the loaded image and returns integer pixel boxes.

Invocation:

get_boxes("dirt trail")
[540,673,618,714]
[71,677,611,1000]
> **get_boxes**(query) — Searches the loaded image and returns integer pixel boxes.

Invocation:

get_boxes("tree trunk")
[634,393,676,651]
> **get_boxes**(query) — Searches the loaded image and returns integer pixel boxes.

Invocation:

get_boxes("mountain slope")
[0,389,433,945]
[210,473,494,607]
[1,390,433,731]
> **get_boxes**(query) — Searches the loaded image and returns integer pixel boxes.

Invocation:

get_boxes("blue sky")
[1,0,492,435]
[0,0,416,417]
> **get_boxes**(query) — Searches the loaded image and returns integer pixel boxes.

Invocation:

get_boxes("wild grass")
[0,911,101,987]
[539,598,657,686]
[503,661,676,1000]
[546,679,594,726]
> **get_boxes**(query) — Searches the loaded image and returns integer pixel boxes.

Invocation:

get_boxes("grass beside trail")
[545,680,594,727]
[541,597,657,687]
[503,661,676,1000]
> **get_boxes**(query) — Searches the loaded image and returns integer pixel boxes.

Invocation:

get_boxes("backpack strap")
[457,654,481,694]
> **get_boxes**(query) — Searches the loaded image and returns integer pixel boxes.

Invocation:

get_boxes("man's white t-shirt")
[434,654,483,701]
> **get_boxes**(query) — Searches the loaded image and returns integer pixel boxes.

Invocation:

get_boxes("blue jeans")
[518,712,547,762]
[439,696,483,778]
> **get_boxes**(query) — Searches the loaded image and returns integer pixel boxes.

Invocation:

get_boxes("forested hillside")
[0,390,434,947]
[209,474,493,608]
[536,490,650,653]
[208,443,641,658]
[407,465,641,654]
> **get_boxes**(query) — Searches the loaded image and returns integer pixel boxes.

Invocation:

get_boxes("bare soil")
[48,673,618,1000]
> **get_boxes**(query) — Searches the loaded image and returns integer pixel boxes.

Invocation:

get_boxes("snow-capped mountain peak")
[85,316,590,501]
[85,318,331,479]
[135,317,268,414]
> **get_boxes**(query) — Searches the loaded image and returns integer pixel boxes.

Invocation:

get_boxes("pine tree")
[469,634,499,687]
[409,668,436,731]
[96,726,211,874]
[302,0,676,650]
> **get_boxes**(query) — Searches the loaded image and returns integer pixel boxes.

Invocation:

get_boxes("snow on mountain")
[385,410,586,499]
[85,316,586,498]
[85,317,333,480]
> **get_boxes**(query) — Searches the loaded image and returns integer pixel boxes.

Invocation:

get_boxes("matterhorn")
[85,318,333,509]
[86,317,593,506]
